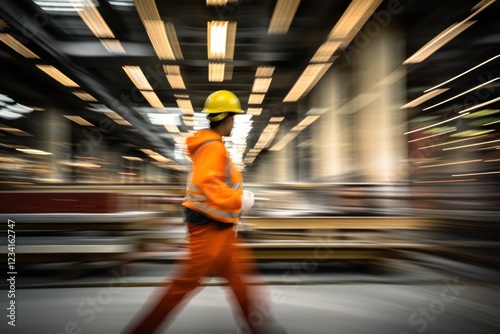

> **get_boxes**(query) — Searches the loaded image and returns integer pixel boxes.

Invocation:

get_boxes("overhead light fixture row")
[283,63,332,102]
[123,65,153,90]
[206,0,238,5]
[268,0,301,34]
[248,93,265,104]
[36,65,80,88]
[209,63,225,82]
[403,0,495,65]
[328,0,383,44]
[0,33,40,59]
[64,115,94,126]
[400,88,449,109]
[164,65,187,89]
[256,66,275,78]
[134,0,183,60]
[252,78,272,94]
[72,90,98,102]
[207,21,236,60]
[78,0,115,38]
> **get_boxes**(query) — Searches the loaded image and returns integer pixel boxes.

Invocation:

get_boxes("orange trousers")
[125,222,268,334]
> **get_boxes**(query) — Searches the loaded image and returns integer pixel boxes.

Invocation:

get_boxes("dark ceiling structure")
[0,0,499,171]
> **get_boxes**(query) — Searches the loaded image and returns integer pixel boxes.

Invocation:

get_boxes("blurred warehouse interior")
[0,0,498,185]
[0,0,499,280]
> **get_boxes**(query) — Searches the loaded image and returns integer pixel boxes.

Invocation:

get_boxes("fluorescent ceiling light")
[34,0,85,12]
[209,63,225,82]
[0,33,40,58]
[424,54,500,92]
[72,90,98,102]
[78,0,115,38]
[247,108,262,115]
[122,65,153,90]
[283,63,332,102]
[142,21,176,60]
[208,21,227,60]
[252,78,272,93]
[110,0,135,7]
[164,124,180,133]
[0,110,23,120]
[64,115,94,126]
[148,113,180,125]
[206,0,238,5]
[176,99,194,115]
[164,65,186,89]
[6,104,33,114]
[424,78,499,111]
[207,21,236,60]
[311,41,341,63]
[36,65,80,87]
[134,0,182,60]
[256,66,275,77]
[140,90,164,108]
[268,0,301,34]
[400,88,449,109]
[248,94,265,104]
[403,21,476,65]
[16,148,52,155]
[328,0,383,44]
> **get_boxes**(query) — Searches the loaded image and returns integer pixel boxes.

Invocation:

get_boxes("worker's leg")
[124,223,227,334]
[216,232,272,334]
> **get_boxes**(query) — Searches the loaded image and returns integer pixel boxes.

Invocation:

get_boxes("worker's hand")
[241,190,255,211]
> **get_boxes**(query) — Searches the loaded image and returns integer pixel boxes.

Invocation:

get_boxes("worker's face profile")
[224,115,235,136]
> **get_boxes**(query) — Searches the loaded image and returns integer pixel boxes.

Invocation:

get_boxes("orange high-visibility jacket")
[182,129,243,223]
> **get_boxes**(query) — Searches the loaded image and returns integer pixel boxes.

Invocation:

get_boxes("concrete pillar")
[353,28,407,182]
[37,107,71,182]
[310,67,352,181]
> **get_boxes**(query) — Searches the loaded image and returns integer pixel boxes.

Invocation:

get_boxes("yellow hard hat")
[202,90,244,114]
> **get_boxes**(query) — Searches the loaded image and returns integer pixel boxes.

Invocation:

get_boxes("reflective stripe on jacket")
[182,129,243,223]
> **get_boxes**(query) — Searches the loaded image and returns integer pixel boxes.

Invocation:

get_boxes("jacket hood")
[186,129,222,158]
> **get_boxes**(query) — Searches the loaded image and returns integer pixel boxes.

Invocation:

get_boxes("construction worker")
[123,90,280,334]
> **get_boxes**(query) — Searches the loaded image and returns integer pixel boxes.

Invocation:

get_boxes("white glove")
[241,190,255,212]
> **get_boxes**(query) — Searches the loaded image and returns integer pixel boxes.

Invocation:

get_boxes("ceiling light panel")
[328,0,383,44]
[252,78,272,93]
[247,108,262,115]
[176,99,194,115]
[164,65,186,89]
[209,63,225,82]
[256,66,275,77]
[248,94,265,104]
[268,0,301,34]
[283,63,332,102]
[311,41,341,63]
[400,88,449,109]
[207,21,237,61]
[208,21,228,60]
[123,65,153,90]
[64,115,94,126]
[403,21,476,65]
[78,0,115,38]
[33,0,85,12]
[0,33,40,58]
[206,0,238,5]
[140,90,164,108]
[36,65,80,87]
[72,90,98,101]
[134,0,181,60]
